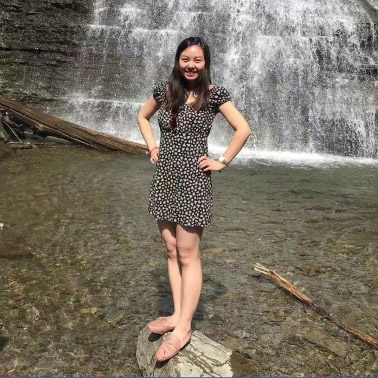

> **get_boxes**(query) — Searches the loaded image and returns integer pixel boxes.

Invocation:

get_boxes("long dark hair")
[164,36,212,130]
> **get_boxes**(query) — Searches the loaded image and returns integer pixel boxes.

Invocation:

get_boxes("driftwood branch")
[254,263,378,349]
[0,96,148,153]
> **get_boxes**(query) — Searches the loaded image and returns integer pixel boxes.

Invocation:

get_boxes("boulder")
[136,327,233,377]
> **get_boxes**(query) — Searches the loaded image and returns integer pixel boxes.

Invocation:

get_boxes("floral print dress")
[148,81,231,228]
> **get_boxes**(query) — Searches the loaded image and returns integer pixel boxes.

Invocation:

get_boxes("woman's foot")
[147,315,179,335]
[155,329,192,362]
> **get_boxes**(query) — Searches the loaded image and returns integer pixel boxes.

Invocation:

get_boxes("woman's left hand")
[198,155,225,172]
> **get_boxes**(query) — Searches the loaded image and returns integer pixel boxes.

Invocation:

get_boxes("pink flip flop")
[147,316,175,335]
[155,330,192,362]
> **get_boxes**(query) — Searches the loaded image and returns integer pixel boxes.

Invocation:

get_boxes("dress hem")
[148,211,210,228]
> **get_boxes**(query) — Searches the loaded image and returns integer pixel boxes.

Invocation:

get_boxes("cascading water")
[59,0,378,160]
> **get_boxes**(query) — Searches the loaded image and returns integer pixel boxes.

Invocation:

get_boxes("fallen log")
[0,120,10,140]
[0,96,148,153]
[254,263,378,349]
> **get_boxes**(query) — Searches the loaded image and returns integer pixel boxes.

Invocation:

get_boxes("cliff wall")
[0,0,93,108]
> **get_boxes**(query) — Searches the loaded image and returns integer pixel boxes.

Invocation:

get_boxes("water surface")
[0,145,377,375]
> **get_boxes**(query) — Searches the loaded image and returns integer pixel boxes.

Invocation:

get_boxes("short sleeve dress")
[148,81,232,228]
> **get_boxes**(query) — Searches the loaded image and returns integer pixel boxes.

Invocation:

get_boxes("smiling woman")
[137,36,251,363]
[160,37,214,131]
[179,45,206,82]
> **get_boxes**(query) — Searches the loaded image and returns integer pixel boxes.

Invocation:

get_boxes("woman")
[137,36,251,362]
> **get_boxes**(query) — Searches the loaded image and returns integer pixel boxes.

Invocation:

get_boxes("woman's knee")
[165,239,177,259]
[157,220,178,258]
[176,243,199,265]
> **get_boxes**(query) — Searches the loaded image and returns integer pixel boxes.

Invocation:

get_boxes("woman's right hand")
[149,147,159,164]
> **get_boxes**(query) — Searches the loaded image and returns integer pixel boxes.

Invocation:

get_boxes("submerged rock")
[302,328,349,358]
[0,142,12,158]
[0,224,32,259]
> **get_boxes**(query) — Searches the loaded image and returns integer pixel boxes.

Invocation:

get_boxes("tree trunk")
[0,96,148,154]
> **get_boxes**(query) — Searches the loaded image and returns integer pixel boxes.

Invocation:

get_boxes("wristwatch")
[218,155,228,166]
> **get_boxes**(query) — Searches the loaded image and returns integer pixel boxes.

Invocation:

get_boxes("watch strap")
[218,156,228,165]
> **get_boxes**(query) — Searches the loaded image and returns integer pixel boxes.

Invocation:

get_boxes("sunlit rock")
[136,327,233,377]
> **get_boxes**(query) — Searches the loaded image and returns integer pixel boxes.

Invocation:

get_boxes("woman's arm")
[217,101,252,164]
[137,95,161,163]
[198,101,252,172]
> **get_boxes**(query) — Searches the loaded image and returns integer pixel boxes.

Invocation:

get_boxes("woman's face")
[178,45,206,83]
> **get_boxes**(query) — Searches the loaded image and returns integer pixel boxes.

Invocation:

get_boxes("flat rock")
[302,328,348,357]
[230,329,251,339]
[136,327,233,377]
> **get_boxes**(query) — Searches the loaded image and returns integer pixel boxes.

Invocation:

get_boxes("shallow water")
[0,145,377,375]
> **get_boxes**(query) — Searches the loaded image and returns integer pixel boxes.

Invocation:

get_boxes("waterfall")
[60,0,378,159]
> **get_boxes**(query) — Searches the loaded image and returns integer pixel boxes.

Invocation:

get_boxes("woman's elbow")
[240,123,252,138]
[136,113,142,127]
[137,112,147,125]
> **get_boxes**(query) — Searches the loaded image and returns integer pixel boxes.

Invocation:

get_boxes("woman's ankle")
[173,324,192,335]
[170,313,180,323]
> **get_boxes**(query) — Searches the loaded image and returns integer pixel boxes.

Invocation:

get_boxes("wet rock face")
[0,0,93,107]
[1,0,377,157]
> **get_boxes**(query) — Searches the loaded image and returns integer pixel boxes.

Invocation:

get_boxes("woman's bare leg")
[172,223,203,342]
[157,219,181,324]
